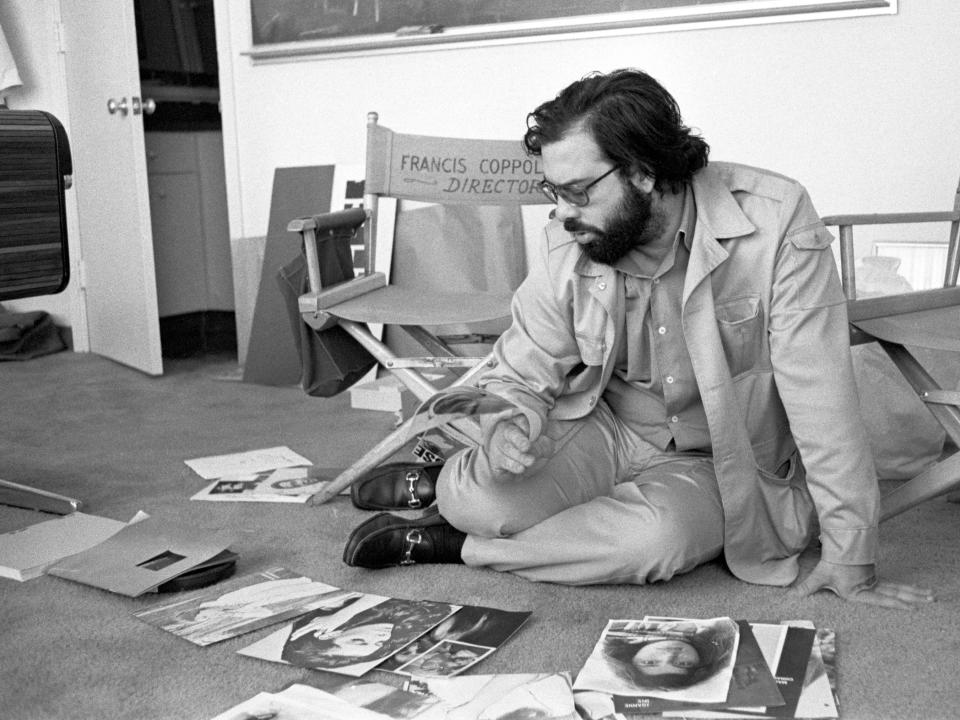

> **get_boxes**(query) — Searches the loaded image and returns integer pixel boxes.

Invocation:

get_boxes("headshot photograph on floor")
[1,2,959,719]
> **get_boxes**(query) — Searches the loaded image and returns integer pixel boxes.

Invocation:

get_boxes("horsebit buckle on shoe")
[401,529,423,565]
[405,470,422,509]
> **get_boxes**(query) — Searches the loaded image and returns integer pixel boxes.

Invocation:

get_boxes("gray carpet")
[1,351,957,720]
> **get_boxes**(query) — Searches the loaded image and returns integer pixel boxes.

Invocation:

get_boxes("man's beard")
[564,183,662,265]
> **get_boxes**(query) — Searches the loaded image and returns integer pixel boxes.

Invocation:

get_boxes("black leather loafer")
[350,462,442,511]
[342,510,466,569]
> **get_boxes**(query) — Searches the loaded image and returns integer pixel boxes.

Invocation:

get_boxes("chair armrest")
[822,211,959,227]
[847,285,960,322]
[287,207,367,235]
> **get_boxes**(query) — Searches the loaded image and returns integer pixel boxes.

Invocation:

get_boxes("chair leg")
[307,322,490,505]
[308,407,481,505]
[308,417,424,505]
[338,319,442,402]
[881,450,960,521]
[875,339,960,520]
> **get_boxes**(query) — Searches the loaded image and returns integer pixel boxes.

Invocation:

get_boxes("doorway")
[134,0,236,361]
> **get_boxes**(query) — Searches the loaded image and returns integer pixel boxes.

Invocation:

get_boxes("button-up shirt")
[603,186,711,451]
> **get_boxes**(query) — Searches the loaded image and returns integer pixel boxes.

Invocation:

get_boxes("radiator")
[873,241,949,291]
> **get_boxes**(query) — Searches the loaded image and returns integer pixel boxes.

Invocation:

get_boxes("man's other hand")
[791,560,934,609]
[482,412,552,478]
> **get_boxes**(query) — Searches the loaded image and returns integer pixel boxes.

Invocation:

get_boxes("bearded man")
[343,69,932,609]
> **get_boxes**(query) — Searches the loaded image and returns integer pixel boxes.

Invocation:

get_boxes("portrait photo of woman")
[278,596,458,675]
[573,616,739,702]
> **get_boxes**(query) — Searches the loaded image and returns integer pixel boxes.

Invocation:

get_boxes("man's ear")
[628,170,655,194]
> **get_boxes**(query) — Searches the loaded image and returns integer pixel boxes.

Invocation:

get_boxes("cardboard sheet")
[47,516,234,597]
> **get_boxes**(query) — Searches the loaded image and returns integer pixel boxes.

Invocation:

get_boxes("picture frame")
[245,0,897,60]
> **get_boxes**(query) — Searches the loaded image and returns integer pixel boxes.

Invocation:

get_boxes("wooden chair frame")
[823,171,960,520]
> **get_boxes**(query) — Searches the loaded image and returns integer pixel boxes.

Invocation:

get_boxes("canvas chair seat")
[849,288,960,352]
[322,285,514,326]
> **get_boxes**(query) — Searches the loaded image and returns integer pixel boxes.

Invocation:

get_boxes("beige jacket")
[481,161,879,586]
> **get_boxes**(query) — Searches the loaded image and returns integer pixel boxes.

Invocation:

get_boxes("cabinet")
[145,130,233,317]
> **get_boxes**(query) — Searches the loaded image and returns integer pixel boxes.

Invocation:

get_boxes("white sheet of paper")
[208,688,392,720]
[184,446,313,479]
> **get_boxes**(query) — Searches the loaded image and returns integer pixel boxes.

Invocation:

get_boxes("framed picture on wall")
[245,0,897,59]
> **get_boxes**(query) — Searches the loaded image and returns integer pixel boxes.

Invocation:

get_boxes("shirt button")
[671,415,680,423]
[665,375,675,384]
[653,278,661,285]
[597,281,606,290]
[658,326,666,335]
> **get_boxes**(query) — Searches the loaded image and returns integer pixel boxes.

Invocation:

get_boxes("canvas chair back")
[359,112,546,276]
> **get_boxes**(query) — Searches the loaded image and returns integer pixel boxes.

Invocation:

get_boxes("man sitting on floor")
[343,68,933,610]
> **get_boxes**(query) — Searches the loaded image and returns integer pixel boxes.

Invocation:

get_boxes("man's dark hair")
[523,69,709,192]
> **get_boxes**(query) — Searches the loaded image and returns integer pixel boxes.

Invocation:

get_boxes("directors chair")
[823,168,960,520]
[286,112,549,503]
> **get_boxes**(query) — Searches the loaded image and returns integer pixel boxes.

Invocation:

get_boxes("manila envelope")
[48,516,235,597]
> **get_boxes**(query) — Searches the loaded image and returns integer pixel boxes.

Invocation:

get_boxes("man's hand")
[482,412,552,478]
[791,559,934,609]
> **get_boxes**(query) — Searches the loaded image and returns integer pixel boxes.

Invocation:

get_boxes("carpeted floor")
[1,351,958,720]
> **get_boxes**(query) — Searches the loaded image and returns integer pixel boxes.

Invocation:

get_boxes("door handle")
[107,97,129,116]
[131,97,157,115]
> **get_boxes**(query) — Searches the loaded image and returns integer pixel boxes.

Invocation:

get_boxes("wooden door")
[59,0,163,375]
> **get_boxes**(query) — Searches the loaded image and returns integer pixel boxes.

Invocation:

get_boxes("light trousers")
[435,400,725,585]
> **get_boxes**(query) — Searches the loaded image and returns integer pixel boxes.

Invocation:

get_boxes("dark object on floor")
[0,307,65,360]
[350,461,442,510]
[277,242,376,398]
[343,509,466,568]
[156,555,237,593]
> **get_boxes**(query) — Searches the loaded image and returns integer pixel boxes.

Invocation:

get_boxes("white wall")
[215,1,960,247]
[212,1,959,361]
[0,0,81,331]
[5,2,958,343]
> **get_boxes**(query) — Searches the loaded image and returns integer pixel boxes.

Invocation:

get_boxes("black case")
[0,109,72,300]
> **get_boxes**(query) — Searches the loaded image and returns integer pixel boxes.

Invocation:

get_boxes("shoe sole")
[342,509,447,566]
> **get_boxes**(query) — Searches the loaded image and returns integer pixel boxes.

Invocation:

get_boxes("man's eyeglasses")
[537,165,619,207]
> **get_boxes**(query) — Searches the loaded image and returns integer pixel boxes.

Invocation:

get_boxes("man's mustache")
[564,219,604,235]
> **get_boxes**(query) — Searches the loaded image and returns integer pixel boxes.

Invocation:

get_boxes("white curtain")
[0,21,23,96]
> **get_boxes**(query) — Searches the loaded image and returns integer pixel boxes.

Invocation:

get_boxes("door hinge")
[77,258,87,290]
[54,21,67,54]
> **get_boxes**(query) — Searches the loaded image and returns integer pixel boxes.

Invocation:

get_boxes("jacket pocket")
[715,295,763,377]
[755,453,815,556]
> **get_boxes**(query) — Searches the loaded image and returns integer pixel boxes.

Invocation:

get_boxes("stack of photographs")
[572,616,838,720]
[209,673,579,720]
[133,566,530,679]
